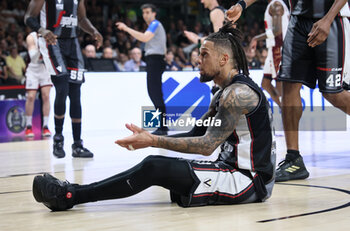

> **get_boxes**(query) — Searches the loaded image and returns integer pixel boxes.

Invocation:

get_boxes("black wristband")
[25,17,41,32]
[237,0,246,10]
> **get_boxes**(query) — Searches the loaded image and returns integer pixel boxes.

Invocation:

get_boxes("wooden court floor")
[0,129,349,231]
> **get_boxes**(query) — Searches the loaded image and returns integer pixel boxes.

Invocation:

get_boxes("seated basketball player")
[32,22,276,211]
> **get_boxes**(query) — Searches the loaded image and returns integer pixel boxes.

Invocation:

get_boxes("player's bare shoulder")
[269,1,284,16]
[220,83,259,115]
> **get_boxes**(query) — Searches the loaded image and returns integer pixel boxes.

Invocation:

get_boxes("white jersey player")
[25,31,52,138]
[250,0,290,107]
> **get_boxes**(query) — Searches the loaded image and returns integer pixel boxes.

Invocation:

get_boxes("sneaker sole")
[275,171,310,182]
[53,150,66,158]
[32,176,45,202]
[72,153,94,158]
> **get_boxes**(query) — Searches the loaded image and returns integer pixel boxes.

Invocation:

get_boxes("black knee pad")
[52,74,69,116]
[140,155,160,172]
[51,73,69,85]
[52,74,69,98]
[69,83,82,118]
[139,155,194,196]
[140,155,180,177]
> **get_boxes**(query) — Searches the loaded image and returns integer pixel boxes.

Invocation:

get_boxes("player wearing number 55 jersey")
[25,0,103,158]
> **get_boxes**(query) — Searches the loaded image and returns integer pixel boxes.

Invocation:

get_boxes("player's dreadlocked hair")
[205,21,249,76]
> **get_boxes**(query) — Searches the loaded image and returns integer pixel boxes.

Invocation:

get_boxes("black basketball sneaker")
[32,173,75,211]
[53,134,65,158]
[275,156,310,182]
[72,140,94,158]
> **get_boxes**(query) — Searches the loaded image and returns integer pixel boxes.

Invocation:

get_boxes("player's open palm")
[115,123,155,150]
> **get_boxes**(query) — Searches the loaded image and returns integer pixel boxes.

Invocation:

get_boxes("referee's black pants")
[145,55,166,126]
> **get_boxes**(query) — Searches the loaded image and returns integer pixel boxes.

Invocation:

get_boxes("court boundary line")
[257,182,350,223]
[1,173,349,221]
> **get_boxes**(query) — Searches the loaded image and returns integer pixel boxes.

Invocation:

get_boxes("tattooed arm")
[154,83,259,155]
[115,84,259,156]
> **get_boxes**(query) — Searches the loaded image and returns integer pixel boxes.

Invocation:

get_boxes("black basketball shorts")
[39,37,85,84]
[279,15,346,93]
[173,159,269,207]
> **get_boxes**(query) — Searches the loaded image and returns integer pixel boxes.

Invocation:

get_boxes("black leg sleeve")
[68,83,82,119]
[74,155,194,205]
[51,74,69,116]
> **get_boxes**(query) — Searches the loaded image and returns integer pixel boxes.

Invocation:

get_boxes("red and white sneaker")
[42,126,51,137]
[25,127,34,138]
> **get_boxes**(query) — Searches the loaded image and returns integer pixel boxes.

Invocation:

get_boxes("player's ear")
[219,53,229,66]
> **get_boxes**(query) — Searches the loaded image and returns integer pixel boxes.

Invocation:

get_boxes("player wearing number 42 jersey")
[25,0,103,158]
[226,0,350,182]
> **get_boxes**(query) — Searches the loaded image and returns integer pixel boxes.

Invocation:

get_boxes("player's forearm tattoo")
[156,83,259,155]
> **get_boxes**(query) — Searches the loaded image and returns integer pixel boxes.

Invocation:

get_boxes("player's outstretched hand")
[225,4,243,23]
[115,22,128,32]
[115,123,155,151]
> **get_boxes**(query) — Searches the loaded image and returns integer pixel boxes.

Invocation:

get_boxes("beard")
[199,70,219,83]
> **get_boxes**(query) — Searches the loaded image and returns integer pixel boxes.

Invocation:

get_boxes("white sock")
[26,116,32,128]
[43,116,49,128]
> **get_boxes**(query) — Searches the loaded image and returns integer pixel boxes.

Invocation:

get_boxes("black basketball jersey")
[40,0,80,38]
[289,0,336,18]
[216,74,275,183]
